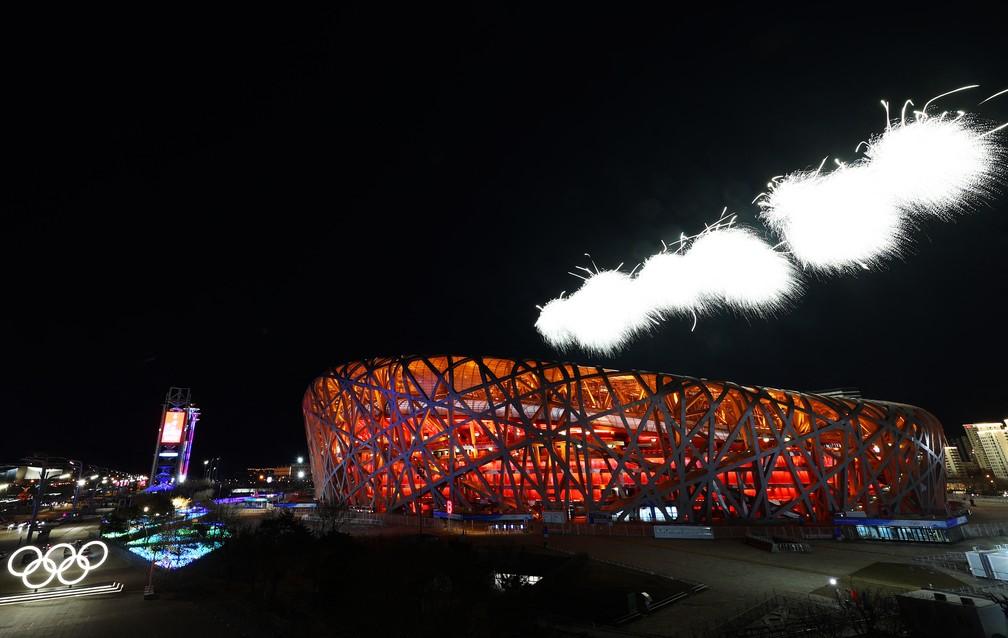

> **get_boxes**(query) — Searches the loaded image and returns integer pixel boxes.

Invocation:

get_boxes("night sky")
[4,8,1005,474]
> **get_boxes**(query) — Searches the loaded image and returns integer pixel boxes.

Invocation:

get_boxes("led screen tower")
[148,387,200,489]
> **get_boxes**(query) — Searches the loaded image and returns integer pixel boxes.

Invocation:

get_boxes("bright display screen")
[161,411,185,444]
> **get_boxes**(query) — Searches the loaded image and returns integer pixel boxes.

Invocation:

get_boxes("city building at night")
[148,387,201,490]
[1,458,144,518]
[963,422,1008,481]
[246,460,311,487]
[944,445,968,479]
[303,356,948,525]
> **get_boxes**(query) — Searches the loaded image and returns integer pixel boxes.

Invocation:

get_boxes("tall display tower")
[148,387,201,490]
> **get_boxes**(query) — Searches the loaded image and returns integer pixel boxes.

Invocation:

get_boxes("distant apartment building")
[964,422,1008,481]
[945,435,980,477]
[944,446,968,478]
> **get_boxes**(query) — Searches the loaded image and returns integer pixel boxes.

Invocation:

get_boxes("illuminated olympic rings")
[6,541,109,589]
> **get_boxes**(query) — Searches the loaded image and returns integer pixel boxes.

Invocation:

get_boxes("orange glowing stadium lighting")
[303,356,947,524]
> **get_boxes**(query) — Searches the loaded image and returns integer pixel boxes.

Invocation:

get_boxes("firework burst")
[758,87,1005,272]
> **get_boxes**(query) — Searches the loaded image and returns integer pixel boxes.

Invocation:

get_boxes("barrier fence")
[314,509,1008,546]
[357,511,838,542]
[961,523,1008,539]
[913,550,971,573]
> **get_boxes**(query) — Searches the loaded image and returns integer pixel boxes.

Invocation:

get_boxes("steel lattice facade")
[303,355,947,524]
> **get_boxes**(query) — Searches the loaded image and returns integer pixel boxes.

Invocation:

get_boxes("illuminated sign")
[446,499,453,515]
[7,541,109,588]
[160,411,185,444]
[653,525,714,539]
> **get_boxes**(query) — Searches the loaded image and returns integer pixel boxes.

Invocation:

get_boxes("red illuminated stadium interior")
[303,356,947,524]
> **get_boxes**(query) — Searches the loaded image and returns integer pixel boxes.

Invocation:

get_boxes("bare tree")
[314,497,353,535]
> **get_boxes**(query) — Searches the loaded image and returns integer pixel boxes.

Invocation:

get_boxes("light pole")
[70,459,85,514]
[26,456,53,546]
[205,457,220,496]
[145,526,159,596]
[73,478,86,513]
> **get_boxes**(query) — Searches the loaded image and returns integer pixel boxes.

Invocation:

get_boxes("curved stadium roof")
[303,355,947,524]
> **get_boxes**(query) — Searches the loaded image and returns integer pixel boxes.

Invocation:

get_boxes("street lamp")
[297,456,304,464]
[70,459,86,514]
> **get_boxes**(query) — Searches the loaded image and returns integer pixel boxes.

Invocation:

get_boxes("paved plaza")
[538,532,994,635]
[0,523,262,638]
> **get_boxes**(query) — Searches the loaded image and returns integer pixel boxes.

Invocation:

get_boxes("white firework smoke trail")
[534,269,660,355]
[535,86,1006,353]
[758,87,1006,272]
[636,225,798,317]
[758,161,908,271]
[535,218,798,354]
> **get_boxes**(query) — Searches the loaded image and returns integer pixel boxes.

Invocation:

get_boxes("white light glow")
[759,164,906,271]
[759,91,1004,272]
[667,227,798,315]
[865,114,1000,217]
[535,269,658,354]
[536,225,797,352]
[535,87,1006,350]
[7,541,108,589]
[0,582,123,606]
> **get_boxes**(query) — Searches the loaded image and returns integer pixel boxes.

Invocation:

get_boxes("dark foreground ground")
[6,500,1008,637]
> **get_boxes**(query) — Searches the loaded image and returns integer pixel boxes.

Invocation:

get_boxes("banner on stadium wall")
[542,511,568,524]
[653,525,714,540]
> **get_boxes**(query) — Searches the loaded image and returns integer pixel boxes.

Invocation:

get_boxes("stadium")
[302,355,947,524]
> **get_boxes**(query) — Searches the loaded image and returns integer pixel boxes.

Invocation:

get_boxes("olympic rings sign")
[6,541,109,589]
